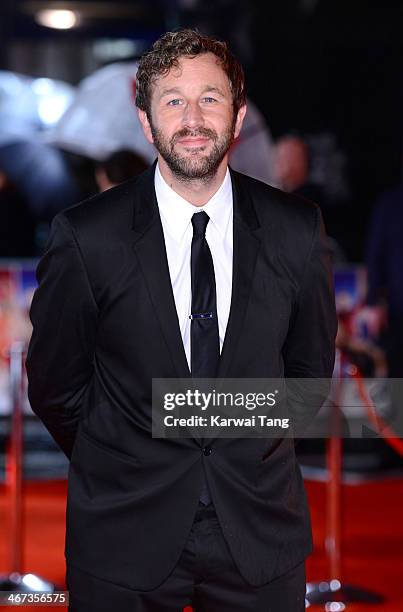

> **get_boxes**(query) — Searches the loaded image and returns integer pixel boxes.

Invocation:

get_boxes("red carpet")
[1,478,403,610]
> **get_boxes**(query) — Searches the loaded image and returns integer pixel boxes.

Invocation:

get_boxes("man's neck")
[157,156,228,207]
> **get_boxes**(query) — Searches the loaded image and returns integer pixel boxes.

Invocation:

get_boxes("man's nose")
[182,101,204,128]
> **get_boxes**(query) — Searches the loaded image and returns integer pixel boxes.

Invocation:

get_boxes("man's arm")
[26,213,98,459]
[282,207,338,438]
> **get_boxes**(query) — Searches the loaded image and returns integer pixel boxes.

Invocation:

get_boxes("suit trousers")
[66,502,306,612]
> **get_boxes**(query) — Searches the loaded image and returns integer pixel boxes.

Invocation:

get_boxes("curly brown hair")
[135,29,245,118]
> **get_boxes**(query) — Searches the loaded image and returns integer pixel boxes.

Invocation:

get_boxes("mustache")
[172,127,217,144]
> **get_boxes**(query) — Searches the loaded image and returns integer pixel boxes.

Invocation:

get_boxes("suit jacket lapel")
[217,169,262,379]
[131,164,191,379]
[202,170,262,448]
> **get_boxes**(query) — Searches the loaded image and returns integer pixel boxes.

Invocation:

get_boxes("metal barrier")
[305,350,384,609]
[0,342,56,593]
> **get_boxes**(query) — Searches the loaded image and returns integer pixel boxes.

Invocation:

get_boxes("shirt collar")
[154,163,232,243]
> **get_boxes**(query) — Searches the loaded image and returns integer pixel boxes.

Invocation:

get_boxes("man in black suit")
[26,29,337,612]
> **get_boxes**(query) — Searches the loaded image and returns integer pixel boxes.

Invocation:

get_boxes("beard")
[150,117,236,183]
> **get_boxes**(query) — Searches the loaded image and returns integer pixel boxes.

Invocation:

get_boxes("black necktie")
[190,211,219,506]
[190,211,220,378]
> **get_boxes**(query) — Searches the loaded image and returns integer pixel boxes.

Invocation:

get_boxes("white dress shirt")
[154,163,233,370]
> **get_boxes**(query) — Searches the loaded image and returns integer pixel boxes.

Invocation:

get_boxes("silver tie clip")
[189,312,214,320]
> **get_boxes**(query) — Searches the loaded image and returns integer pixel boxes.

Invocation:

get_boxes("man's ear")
[233,104,247,140]
[137,108,154,145]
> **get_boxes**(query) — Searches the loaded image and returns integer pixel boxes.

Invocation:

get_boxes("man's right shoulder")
[57,163,156,239]
[59,174,141,235]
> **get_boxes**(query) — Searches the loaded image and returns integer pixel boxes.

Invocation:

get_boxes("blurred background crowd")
[0,0,401,260]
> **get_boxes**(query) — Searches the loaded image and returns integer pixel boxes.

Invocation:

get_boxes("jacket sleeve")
[26,213,98,459]
[282,207,338,438]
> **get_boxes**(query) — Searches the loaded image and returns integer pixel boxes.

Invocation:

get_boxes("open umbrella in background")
[45,61,275,185]
[0,72,81,228]
[0,140,80,221]
[0,71,75,145]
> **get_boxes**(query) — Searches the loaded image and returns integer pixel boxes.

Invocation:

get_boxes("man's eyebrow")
[201,86,226,96]
[158,85,226,99]
[158,87,182,99]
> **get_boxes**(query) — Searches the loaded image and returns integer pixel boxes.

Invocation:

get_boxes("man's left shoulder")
[231,169,320,232]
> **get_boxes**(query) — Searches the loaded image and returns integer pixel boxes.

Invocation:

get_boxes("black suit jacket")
[26,164,337,590]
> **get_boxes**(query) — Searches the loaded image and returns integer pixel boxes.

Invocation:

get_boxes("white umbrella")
[0,70,75,146]
[44,62,155,163]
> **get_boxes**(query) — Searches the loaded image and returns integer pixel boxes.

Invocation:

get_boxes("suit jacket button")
[203,446,212,456]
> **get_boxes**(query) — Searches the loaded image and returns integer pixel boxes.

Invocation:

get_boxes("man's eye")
[202,97,217,103]
[167,99,182,106]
